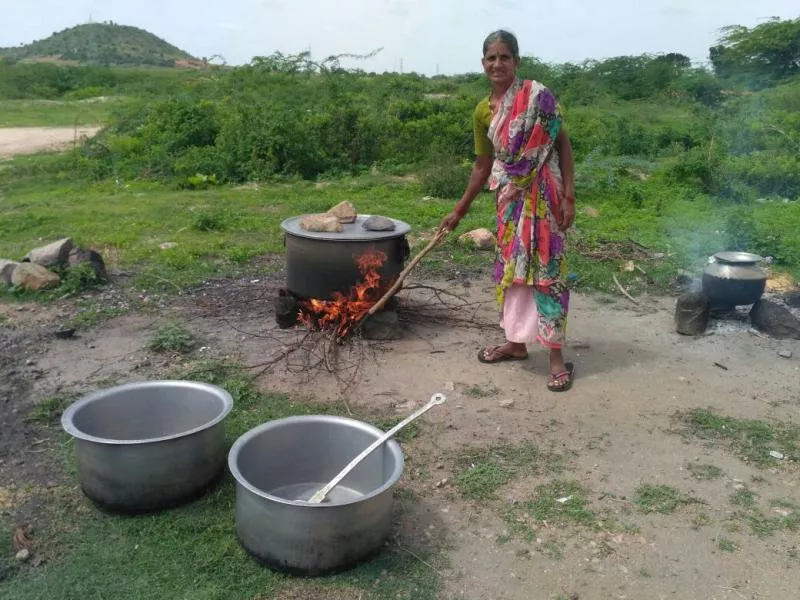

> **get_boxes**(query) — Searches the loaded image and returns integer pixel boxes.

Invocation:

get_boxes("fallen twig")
[612,274,639,305]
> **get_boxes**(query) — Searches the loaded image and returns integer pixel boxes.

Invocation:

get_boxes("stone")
[777,350,793,359]
[750,299,800,340]
[299,214,343,233]
[0,259,20,286]
[15,548,31,563]
[499,399,515,409]
[786,292,800,309]
[674,290,710,336]
[362,215,396,231]
[68,247,108,281]
[10,263,61,292]
[361,310,401,340]
[24,237,73,267]
[274,290,300,329]
[325,201,357,224]
[458,228,496,251]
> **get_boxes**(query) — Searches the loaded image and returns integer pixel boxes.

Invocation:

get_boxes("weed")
[463,384,500,398]
[686,463,724,480]
[65,304,125,329]
[27,393,79,424]
[679,408,800,466]
[521,480,597,528]
[638,568,652,578]
[371,417,419,442]
[718,538,737,553]
[191,207,229,231]
[147,322,196,354]
[453,442,565,501]
[633,484,701,515]
[730,489,758,508]
[692,512,713,529]
[745,500,800,538]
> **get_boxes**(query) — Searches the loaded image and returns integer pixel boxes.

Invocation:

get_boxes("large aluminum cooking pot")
[702,251,767,310]
[61,380,233,513]
[280,214,411,301]
[228,415,404,575]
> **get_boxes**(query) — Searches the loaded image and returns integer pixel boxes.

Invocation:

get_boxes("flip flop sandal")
[547,362,575,392]
[477,346,529,364]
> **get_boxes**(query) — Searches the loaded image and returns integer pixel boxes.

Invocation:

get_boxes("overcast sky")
[1,1,797,74]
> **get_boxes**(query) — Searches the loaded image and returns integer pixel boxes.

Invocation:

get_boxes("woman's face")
[482,41,518,87]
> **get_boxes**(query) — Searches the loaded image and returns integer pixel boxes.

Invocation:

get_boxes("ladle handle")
[307,393,446,504]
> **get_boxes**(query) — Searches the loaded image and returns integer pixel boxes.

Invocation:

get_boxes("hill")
[0,22,199,68]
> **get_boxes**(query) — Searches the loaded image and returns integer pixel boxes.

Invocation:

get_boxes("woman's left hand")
[557,188,576,231]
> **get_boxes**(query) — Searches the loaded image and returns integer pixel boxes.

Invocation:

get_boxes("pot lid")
[281,214,411,241]
[712,251,763,265]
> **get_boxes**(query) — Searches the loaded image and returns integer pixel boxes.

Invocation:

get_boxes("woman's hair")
[482,30,520,60]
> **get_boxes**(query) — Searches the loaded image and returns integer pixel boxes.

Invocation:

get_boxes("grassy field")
[0,98,124,127]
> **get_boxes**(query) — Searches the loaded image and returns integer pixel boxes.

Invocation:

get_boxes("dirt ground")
[0,127,101,159]
[2,270,800,599]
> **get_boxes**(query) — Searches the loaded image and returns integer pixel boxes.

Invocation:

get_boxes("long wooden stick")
[364,228,449,318]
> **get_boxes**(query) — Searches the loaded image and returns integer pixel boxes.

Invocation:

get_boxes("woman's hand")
[439,211,463,233]
[557,187,576,231]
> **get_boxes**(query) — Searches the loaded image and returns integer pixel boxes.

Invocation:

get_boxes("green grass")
[1,360,443,600]
[718,537,737,553]
[686,463,725,481]
[738,499,800,539]
[730,489,758,508]
[680,408,800,466]
[147,322,196,354]
[517,480,597,528]
[462,384,500,398]
[26,393,79,424]
[0,98,121,127]
[633,484,701,515]
[1,160,797,299]
[453,442,565,501]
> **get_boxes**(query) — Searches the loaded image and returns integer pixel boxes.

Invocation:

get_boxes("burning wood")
[299,249,389,339]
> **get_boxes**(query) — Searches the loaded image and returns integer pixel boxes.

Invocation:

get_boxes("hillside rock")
[24,238,73,267]
[11,263,61,291]
[68,247,108,281]
[0,260,20,286]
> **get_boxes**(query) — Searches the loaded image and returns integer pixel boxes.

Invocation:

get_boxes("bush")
[420,162,470,199]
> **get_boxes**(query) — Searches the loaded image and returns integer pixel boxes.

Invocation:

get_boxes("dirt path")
[0,127,101,159]
[2,277,799,599]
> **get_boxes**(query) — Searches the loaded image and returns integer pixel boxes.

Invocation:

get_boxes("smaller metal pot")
[228,415,404,575]
[702,251,767,310]
[61,380,233,513]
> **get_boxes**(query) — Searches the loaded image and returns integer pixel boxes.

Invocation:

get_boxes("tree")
[710,17,800,87]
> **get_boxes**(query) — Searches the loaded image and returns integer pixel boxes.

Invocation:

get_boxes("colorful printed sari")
[488,78,570,348]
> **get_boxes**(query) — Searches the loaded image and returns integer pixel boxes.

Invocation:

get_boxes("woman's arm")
[440,155,493,232]
[555,126,576,230]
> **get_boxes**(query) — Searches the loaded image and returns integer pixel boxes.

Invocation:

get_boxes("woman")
[439,30,577,392]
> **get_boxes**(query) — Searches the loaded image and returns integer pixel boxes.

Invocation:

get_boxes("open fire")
[298,249,390,339]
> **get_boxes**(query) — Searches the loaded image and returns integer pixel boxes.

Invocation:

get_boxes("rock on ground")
[750,299,800,339]
[0,259,20,286]
[325,201,357,224]
[459,228,496,251]
[10,263,61,291]
[300,214,344,233]
[24,238,73,268]
[674,291,710,336]
[361,310,402,340]
[68,247,108,281]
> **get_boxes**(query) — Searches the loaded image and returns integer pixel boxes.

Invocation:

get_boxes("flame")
[299,249,388,339]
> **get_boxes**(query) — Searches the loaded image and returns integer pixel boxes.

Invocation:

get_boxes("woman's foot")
[547,348,575,392]
[477,342,528,363]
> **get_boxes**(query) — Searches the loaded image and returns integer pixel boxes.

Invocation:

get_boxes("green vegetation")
[730,488,758,508]
[633,484,701,515]
[26,393,79,424]
[0,18,798,293]
[147,322,197,354]
[680,408,800,466]
[453,442,565,501]
[718,538,737,553]
[686,463,725,481]
[0,23,196,67]
[3,360,443,600]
